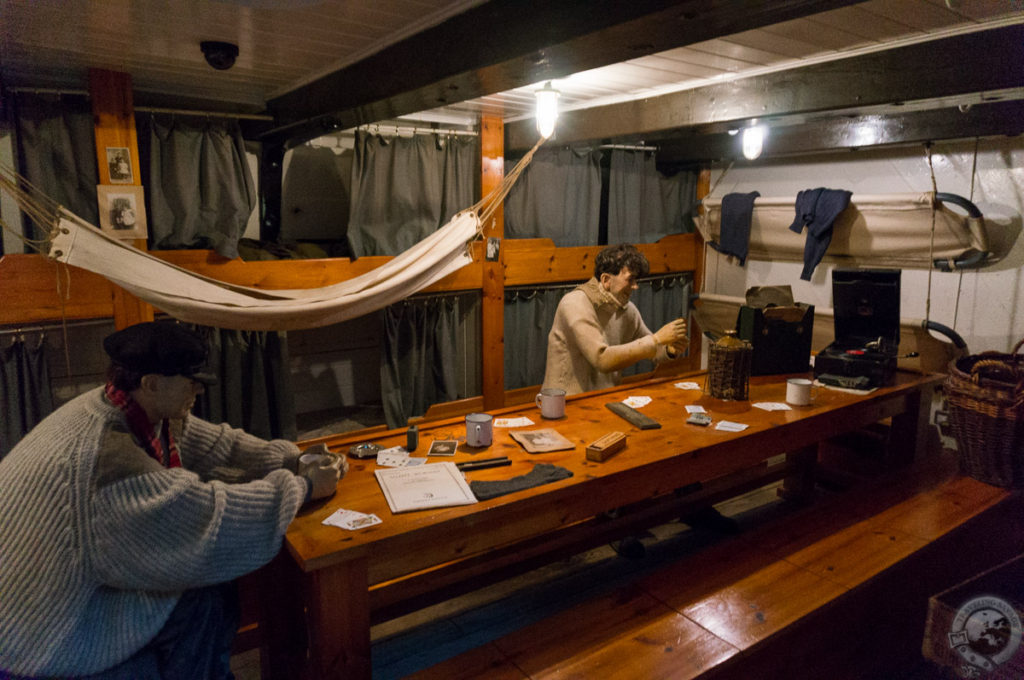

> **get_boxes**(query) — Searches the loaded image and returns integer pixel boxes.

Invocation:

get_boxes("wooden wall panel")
[0,254,115,324]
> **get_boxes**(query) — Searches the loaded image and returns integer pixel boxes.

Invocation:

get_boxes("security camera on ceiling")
[200,41,239,70]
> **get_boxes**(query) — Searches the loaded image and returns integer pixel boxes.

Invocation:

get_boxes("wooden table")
[261,370,942,680]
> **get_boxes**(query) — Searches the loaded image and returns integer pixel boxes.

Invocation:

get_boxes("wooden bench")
[406,456,1023,679]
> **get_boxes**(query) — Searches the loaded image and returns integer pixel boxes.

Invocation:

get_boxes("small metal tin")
[348,442,381,459]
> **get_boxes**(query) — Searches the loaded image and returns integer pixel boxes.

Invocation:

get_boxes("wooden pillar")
[89,68,154,329]
[688,167,711,368]
[480,115,505,410]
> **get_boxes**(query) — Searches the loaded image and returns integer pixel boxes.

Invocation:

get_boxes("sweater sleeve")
[566,298,659,373]
[177,416,301,478]
[89,466,307,591]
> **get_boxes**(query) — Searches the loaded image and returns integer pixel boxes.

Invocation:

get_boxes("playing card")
[322,509,383,531]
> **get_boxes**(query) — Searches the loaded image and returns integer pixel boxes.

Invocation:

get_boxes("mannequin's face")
[134,374,204,423]
[600,266,639,305]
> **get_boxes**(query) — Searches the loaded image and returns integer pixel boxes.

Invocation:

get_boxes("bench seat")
[407,458,1022,679]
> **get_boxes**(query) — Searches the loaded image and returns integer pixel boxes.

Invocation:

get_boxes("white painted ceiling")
[1,0,1022,127]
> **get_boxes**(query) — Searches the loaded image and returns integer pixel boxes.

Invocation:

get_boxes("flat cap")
[103,321,217,385]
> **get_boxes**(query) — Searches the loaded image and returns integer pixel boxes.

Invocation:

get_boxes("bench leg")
[887,382,936,467]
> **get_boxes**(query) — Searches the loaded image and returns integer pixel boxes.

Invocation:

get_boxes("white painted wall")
[701,136,1024,354]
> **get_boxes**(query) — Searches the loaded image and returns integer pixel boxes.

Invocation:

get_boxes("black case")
[813,269,901,387]
[737,303,814,375]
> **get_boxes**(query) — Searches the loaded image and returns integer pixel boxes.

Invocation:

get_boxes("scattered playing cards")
[753,402,792,411]
[685,404,706,414]
[623,396,652,408]
[376,447,426,467]
[715,420,749,432]
[674,382,701,390]
[494,416,534,428]
[322,508,382,531]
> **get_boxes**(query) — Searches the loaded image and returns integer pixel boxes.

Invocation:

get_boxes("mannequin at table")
[543,243,688,395]
[0,321,344,680]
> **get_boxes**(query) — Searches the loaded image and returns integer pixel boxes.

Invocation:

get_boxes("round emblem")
[948,596,1022,673]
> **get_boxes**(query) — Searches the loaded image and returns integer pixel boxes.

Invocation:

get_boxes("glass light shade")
[742,126,764,160]
[535,82,560,139]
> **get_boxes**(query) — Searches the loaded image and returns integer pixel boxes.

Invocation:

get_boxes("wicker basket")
[706,330,752,401]
[945,337,1024,488]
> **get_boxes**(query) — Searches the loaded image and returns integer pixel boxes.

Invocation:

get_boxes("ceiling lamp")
[742,125,765,160]
[535,81,560,139]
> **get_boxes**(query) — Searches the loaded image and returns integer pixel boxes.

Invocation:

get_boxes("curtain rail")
[0,317,113,337]
[8,89,272,121]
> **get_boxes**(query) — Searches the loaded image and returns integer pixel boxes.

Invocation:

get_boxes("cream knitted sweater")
[0,387,308,677]
[542,277,670,395]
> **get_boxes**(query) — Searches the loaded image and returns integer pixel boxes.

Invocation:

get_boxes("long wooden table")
[260,370,942,679]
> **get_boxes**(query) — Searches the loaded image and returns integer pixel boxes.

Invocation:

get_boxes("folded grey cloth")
[469,463,573,501]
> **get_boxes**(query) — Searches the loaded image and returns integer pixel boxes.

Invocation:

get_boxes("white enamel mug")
[465,412,493,447]
[535,387,566,419]
[786,378,815,406]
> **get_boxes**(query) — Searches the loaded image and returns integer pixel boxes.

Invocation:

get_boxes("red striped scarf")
[105,382,181,468]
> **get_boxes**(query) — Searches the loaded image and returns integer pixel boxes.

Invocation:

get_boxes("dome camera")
[200,41,239,70]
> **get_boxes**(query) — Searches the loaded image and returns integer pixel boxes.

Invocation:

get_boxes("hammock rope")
[0,136,546,331]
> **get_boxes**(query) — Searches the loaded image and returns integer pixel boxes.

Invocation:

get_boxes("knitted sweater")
[542,277,669,395]
[0,387,308,677]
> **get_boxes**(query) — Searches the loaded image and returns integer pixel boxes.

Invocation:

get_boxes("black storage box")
[814,269,901,387]
[737,302,814,375]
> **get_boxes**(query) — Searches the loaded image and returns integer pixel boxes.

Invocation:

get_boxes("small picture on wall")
[97,185,147,240]
[106,147,133,184]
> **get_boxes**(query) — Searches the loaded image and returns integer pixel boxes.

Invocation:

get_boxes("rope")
[954,138,981,331]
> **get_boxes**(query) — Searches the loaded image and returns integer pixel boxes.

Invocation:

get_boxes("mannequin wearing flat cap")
[0,321,345,679]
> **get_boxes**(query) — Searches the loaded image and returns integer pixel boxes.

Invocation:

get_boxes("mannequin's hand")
[653,318,687,347]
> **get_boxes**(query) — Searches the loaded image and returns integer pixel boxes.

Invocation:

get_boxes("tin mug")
[535,387,566,419]
[786,378,816,406]
[465,412,493,447]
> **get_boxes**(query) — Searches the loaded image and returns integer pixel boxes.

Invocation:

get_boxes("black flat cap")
[103,321,217,385]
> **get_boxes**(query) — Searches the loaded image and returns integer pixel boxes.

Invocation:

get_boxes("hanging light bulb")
[535,81,560,139]
[742,125,765,160]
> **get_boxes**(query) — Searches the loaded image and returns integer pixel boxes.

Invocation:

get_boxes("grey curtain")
[14,93,99,249]
[1,336,54,459]
[504,147,602,246]
[503,286,573,390]
[191,327,296,441]
[138,115,256,259]
[608,149,697,244]
[348,131,477,257]
[281,145,353,248]
[380,295,466,429]
[623,274,693,376]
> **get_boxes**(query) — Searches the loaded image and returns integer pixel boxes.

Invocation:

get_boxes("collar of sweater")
[577,277,627,311]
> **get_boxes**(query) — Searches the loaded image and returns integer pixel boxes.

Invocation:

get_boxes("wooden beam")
[262,0,864,147]
[506,24,1024,152]
[89,68,153,329]
[480,115,505,410]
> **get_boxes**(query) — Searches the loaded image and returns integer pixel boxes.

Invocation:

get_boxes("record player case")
[814,269,901,387]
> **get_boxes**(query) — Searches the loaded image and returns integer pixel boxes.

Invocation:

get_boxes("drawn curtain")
[1,337,54,459]
[607,149,697,244]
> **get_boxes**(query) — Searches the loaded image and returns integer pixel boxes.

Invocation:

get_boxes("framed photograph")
[105,147,134,184]
[97,185,148,240]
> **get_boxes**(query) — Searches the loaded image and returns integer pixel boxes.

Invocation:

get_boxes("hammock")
[696,192,990,271]
[0,139,543,331]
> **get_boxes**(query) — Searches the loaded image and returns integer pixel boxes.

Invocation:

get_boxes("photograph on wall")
[97,185,148,240]
[106,147,134,184]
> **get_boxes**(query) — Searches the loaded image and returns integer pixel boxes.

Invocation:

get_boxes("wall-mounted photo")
[105,147,133,184]
[97,185,147,240]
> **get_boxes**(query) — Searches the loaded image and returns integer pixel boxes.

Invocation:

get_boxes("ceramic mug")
[465,412,493,447]
[298,450,343,476]
[786,378,815,406]
[535,387,566,419]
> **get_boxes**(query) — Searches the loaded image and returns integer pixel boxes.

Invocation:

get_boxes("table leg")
[304,557,372,680]
[259,550,308,680]
[887,382,936,467]
[781,443,818,503]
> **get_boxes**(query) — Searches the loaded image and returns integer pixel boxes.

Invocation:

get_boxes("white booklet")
[374,462,477,513]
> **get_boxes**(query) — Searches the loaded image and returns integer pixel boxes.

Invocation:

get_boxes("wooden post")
[689,168,711,368]
[89,68,153,328]
[480,115,505,410]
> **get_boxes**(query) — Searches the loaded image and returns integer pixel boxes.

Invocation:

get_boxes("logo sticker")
[948,596,1022,675]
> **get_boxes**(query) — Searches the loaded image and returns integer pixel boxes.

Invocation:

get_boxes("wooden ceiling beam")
[506,24,1024,154]
[262,0,864,148]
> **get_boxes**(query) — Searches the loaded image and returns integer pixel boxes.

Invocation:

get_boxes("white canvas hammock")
[0,139,543,331]
[696,192,990,270]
